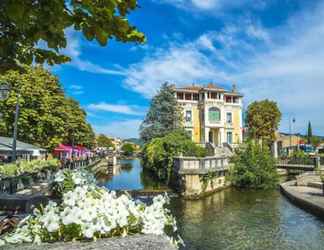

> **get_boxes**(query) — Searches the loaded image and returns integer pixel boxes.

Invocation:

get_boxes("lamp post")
[289,117,296,154]
[0,83,20,162]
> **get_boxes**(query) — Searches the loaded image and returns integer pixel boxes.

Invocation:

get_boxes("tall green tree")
[61,98,95,149]
[307,121,313,144]
[142,130,207,183]
[0,66,94,150]
[96,134,114,149]
[140,83,183,143]
[0,0,145,72]
[247,100,281,145]
[121,143,136,157]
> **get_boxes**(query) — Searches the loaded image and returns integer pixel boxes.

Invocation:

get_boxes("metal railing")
[277,157,316,166]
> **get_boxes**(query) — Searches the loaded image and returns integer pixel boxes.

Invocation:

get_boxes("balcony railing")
[174,156,230,174]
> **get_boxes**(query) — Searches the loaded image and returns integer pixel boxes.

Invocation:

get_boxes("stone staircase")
[205,143,233,157]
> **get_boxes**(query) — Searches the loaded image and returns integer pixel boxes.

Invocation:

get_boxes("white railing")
[174,156,229,171]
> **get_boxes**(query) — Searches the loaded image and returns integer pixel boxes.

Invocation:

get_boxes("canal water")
[103,159,324,250]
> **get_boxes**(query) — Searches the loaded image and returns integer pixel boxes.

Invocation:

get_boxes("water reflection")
[98,159,324,249]
[170,188,324,250]
[101,159,167,190]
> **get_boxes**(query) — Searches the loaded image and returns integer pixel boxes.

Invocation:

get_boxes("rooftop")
[0,137,46,152]
[175,83,243,97]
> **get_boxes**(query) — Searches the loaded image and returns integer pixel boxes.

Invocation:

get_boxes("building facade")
[175,83,243,147]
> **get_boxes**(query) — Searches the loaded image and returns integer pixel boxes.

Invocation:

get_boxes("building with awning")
[0,136,46,161]
[53,144,91,160]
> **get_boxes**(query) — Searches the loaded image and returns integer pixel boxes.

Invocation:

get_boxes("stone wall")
[181,173,229,199]
[296,172,321,186]
[2,235,176,250]
[173,156,230,199]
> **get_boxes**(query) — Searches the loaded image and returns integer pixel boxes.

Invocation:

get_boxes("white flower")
[1,169,181,247]
[54,171,65,182]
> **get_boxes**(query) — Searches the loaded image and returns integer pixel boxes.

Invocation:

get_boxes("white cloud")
[87,102,145,116]
[124,43,230,98]
[155,0,267,12]
[60,29,125,76]
[123,3,324,134]
[68,84,84,95]
[94,119,142,139]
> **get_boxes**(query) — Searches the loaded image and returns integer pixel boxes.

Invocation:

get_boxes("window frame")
[227,131,233,144]
[226,112,232,124]
[208,107,221,123]
[185,110,192,123]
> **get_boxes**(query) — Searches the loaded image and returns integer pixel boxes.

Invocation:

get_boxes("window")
[227,131,233,144]
[185,93,192,100]
[210,92,217,99]
[233,97,239,103]
[226,112,232,124]
[185,110,192,122]
[193,93,199,100]
[208,107,221,123]
[177,92,184,100]
[225,96,232,103]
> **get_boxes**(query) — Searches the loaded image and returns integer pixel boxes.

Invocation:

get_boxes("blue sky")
[52,0,324,138]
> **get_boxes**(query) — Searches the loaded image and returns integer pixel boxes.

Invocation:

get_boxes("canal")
[103,159,324,250]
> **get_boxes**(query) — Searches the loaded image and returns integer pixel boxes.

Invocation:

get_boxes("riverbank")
[280,180,324,219]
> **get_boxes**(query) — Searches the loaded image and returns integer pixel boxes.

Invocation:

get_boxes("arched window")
[208,107,221,123]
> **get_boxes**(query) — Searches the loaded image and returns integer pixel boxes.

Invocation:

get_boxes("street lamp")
[289,117,296,155]
[0,82,20,162]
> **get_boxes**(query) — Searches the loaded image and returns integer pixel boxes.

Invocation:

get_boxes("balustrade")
[175,156,230,171]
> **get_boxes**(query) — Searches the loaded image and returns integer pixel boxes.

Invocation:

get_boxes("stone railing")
[174,156,230,174]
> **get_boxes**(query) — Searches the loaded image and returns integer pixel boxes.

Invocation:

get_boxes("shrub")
[121,143,136,157]
[142,130,207,183]
[0,159,59,178]
[228,140,279,189]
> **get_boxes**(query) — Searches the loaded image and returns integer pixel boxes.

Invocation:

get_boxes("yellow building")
[175,83,243,147]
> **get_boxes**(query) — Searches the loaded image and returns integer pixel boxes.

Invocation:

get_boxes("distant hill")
[280,132,324,140]
[123,138,144,146]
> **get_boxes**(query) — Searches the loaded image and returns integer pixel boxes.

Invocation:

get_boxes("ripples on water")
[170,188,324,250]
[102,159,324,250]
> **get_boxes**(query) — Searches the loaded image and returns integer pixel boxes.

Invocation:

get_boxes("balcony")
[174,156,230,175]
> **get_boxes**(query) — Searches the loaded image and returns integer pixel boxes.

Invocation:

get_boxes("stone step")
[308,181,323,189]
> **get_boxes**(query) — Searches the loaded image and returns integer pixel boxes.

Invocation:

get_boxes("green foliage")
[307,121,313,144]
[0,66,95,150]
[0,0,145,72]
[142,130,207,183]
[247,100,281,145]
[200,171,218,192]
[121,143,136,156]
[96,134,114,149]
[0,159,59,178]
[140,83,183,143]
[310,136,320,147]
[291,150,307,159]
[228,140,279,189]
[287,150,314,165]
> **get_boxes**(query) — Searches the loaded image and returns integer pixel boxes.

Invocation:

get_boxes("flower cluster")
[0,169,183,248]
[50,169,96,197]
